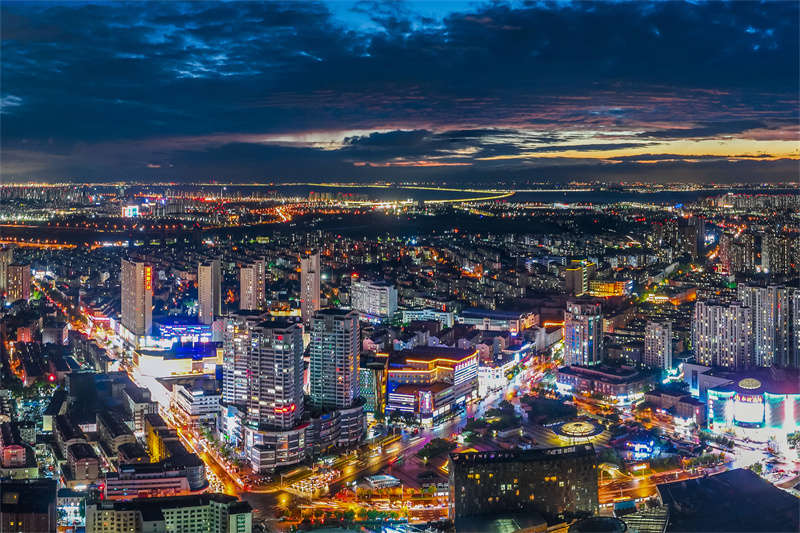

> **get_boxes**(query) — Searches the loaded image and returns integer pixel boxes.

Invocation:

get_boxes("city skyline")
[1,1,798,184]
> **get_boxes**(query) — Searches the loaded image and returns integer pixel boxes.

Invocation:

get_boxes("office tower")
[6,263,31,302]
[565,260,596,297]
[644,320,672,370]
[692,300,752,370]
[564,300,603,366]
[449,445,599,521]
[738,284,790,367]
[300,253,321,326]
[242,319,304,430]
[222,311,270,406]
[239,257,265,311]
[308,309,359,410]
[350,280,397,319]
[197,257,221,325]
[0,246,12,295]
[121,259,153,336]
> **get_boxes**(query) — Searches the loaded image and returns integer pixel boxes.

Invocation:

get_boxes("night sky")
[1,1,798,184]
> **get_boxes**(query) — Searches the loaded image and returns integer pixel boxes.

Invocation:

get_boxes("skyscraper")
[308,309,359,410]
[300,253,321,326]
[738,284,790,367]
[644,320,672,370]
[762,233,792,275]
[198,257,221,325]
[239,257,265,311]
[243,318,304,430]
[692,300,752,370]
[0,246,12,296]
[6,263,31,302]
[564,300,603,366]
[121,259,153,336]
[222,311,270,406]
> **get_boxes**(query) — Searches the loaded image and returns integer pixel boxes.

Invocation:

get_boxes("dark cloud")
[0,1,797,182]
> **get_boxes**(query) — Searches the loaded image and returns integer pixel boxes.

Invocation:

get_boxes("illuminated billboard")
[734,394,764,426]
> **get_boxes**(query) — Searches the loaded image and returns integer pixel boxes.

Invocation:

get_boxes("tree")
[388,409,404,425]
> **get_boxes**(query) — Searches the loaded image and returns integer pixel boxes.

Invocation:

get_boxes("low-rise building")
[556,364,660,402]
[86,493,253,533]
[644,388,706,426]
[66,443,100,486]
[104,454,208,500]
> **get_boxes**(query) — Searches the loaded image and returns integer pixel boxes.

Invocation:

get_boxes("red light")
[48,374,56,382]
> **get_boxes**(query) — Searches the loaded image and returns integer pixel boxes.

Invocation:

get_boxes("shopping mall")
[706,367,800,434]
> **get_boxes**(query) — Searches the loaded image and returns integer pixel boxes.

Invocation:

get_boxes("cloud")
[0,1,797,182]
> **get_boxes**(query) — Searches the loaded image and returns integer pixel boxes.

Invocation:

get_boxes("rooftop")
[451,443,595,465]
[657,469,799,532]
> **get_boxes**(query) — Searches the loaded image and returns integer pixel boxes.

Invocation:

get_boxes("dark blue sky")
[1,1,798,184]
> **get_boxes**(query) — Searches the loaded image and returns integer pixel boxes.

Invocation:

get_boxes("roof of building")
[400,346,476,362]
[97,410,134,438]
[55,414,86,442]
[461,308,531,320]
[707,367,800,396]
[67,442,98,461]
[657,469,799,532]
[451,443,595,465]
[392,382,453,396]
[0,479,57,515]
[456,512,548,533]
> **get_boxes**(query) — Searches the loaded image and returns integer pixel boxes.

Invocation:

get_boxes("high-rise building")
[300,253,321,326]
[121,259,153,336]
[644,320,672,370]
[308,309,359,411]
[762,233,792,275]
[197,258,221,325]
[243,319,304,430]
[7,263,31,302]
[449,445,599,522]
[564,300,603,366]
[222,311,270,406]
[794,291,800,369]
[738,284,791,367]
[692,300,752,370]
[239,257,265,311]
[0,246,12,296]
[350,280,397,319]
[565,260,596,296]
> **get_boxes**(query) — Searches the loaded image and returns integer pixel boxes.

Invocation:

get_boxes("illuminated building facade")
[738,284,791,367]
[692,300,751,370]
[222,311,269,406]
[644,320,672,370]
[706,368,800,433]
[6,263,30,302]
[387,346,479,405]
[350,280,398,319]
[308,309,360,411]
[588,279,633,298]
[300,253,320,326]
[239,257,265,311]
[564,300,603,366]
[121,259,152,337]
[197,257,221,326]
[243,318,304,431]
[449,445,599,521]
